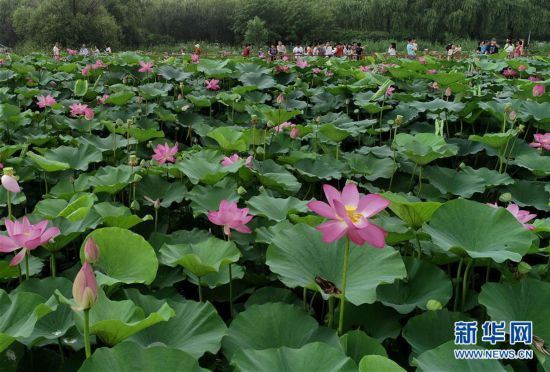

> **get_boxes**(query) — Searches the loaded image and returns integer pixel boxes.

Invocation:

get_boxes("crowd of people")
[52,43,112,60]
[477,38,525,58]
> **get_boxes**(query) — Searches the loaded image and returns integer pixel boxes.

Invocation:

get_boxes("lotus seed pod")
[517,262,531,274]
[499,192,512,203]
[426,299,443,311]
[395,115,403,126]
[237,186,246,195]
[504,103,512,112]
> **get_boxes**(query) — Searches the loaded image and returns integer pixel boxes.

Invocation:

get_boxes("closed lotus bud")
[130,200,140,211]
[181,105,189,112]
[147,141,153,148]
[237,186,247,195]
[144,196,161,209]
[128,154,138,166]
[426,299,443,311]
[509,111,517,121]
[504,103,512,113]
[499,192,512,203]
[444,87,452,97]
[517,262,531,274]
[84,238,99,264]
[177,94,183,100]
[72,262,98,311]
[395,115,403,126]
[276,94,284,104]
[1,168,20,193]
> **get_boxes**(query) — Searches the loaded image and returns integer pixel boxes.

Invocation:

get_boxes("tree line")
[0,0,548,49]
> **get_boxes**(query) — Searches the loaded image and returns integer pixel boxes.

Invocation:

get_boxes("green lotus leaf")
[319,123,352,142]
[74,79,88,96]
[82,227,158,286]
[186,178,239,217]
[253,159,301,194]
[469,129,517,150]
[266,223,406,305]
[135,174,187,208]
[89,165,134,194]
[80,342,206,372]
[424,199,535,262]
[340,330,387,363]
[57,193,96,221]
[507,180,550,212]
[207,127,247,152]
[231,342,356,372]
[239,72,276,90]
[138,82,172,100]
[197,59,232,77]
[126,289,227,358]
[246,192,308,221]
[244,287,301,309]
[423,166,486,198]
[294,155,347,181]
[159,236,240,277]
[393,133,458,165]
[78,134,138,152]
[105,91,135,106]
[178,150,239,185]
[345,153,395,181]
[460,166,514,187]
[523,101,550,123]
[26,151,70,172]
[376,257,452,313]
[157,65,191,81]
[383,192,441,229]
[222,302,340,359]
[93,202,152,229]
[359,355,405,372]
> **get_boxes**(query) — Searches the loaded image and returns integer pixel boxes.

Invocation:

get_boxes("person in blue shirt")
[406,38,416,59]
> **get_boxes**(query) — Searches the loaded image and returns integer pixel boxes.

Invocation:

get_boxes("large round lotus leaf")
[222,302,339,359]
[359,355,405,372]
[341,302,404,341]
[230,342,356,372]
[246,192,308,222]
[159,236,241,277]
[402,309,473,355]
[81,227,158,286]
[424,199,534,263]
[126,289,226,358]
[376,257,452,314]
[393,133,458,165]
[414,341,506,372]
[177,150,239,185]
[41,144,102,171]
[340,329,387,363]
[423,166,486,198]
[89,165,134,194]
[0,289,56,352]
[266,223,406,305]
[244,287,300,309]
[79,341,206,372]
[383,192,442,229]
[479,279,550,341]
[135,174,187,208]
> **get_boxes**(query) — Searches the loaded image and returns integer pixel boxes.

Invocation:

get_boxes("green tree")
[244,16,269,47]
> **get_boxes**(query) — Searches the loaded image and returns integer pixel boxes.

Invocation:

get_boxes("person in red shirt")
[194,44,201,56]
[242,44,251,57]
[335,43,344,57]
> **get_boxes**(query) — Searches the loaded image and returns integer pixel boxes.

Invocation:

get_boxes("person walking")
[406,39,416,59]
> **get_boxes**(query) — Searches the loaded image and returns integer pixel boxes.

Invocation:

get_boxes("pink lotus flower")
[138,61,154,73]
[207,200,253,236]
[359,66,371,72]
[307,183,390,247]
[533,84,545,97]
[518,64,527,71]
[205,79,220,91]
[0,216,61,266]
[152,143,178,164]
[445,87,452,97]
[509,111,517,121]
[81,64,91,76]
[221,154,253,168]
[502,68,517,78]
[84,238,99,264]
[488,203,536,230]
[290,126,299,139]
[418,56,426,64]
[97,94,109,104]
[386,85,395,97]
[312,68,321,74]
[275,65,289,73]
[72,262,98,311]
[427,69,437,74]
[37,94,57,109]
[429,81,440,90]
[296,59,308,69]
[92,60,106,70]
[67,49,77,55]
[1,174,20,193]
[528,76,540,82]
[282,55,289,61]
[70,103,94,120]
[273,121,293,133]
[529,133,550,150]
[324,70,334,77]
[191,53,200,64]
[276,94,285,104]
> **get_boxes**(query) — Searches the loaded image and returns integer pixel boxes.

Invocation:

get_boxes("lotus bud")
[147,141,153,148]
[72,262,98,311]
[144,196,161,209]
[458,162,466,169]
[130,200,140,211]
[237,186,247,195]
[177,94,183,100]
[504,103,512,113]
[395,115,403,126]
[344,98,350,105]
[315,117,320,123]
[353,109,359,114]
[518,124,525,133]
[128,154,138,166]
[1,168,20,193]
[181,105,189,112]
[84,238,99,264]
[444,87,452,97]
[509,111,517,121]
[499,192,512,203]
[517,262,531,274]
[426,299,443,311]
[276,94,285,104]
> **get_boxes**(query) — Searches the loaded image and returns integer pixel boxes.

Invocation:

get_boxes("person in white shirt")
[293,44,304,57]
[276,41,286,57]
[79,44,89,56]
[387,42,397,56]
[324,42,334,57]
[52,42,60,60]
[105,45,112,53]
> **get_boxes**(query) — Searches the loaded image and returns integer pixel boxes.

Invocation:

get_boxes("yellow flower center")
[345,205,362,224]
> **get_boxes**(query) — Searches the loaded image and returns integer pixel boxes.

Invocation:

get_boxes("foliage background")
[1,0,549,50]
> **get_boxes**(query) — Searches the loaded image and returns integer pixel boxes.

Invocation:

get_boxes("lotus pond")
[0,51,549,371]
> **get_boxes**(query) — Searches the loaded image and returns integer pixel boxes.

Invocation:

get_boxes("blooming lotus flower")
[37,94,57,108]
[72,262,98,311]
[445,87,452,97]
[191,53,200,64]
[509,111,517,121]
[205,79,220,91]
[138,61,154,73]
[207,200,253,236]
[502,68,517,78]
[81,64,91,76]
[275,65,289,73]
[307,183,390,247]
[282,55,289,61]
[0,216,60,266]
[386,85,395,97]
[418,56,426,64]
[221,154,253,168]
[1,174,20,193]
[152,143,178,164]
[488,203,536,230]
[359,65,371,72]
[273,121,293,133]
[324,70,334,77]
[92,60,106,70]
[290,126,299,139]
[84,238,99,264]
[528,76,541,82]
[97,94,109,104]
[67,49,77,55]
[312,68,321,74]
[533,84,545,97]
[429,82,440,90]
[70,103,94,120]
[529,133,550,150]
[427,69,437,74]
[296,59,308,69]
[518,64,527,71]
